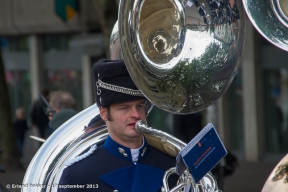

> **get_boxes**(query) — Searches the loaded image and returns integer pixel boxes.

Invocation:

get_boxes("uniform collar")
[103,135,150,163]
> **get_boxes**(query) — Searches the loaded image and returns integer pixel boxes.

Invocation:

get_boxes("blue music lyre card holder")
[176,123,227,183]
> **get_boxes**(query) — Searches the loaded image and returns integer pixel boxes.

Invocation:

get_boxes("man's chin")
[127,131,142,138]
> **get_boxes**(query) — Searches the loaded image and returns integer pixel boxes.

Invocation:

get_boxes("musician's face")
[100,99,146,148]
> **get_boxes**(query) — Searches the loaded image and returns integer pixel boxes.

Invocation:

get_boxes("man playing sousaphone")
[58,59,178,192]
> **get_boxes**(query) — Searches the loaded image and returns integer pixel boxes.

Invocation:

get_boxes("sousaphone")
[22,0,246,191]
[243,0,288,51]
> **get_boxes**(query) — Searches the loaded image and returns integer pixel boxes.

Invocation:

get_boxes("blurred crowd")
[13,89,78,162]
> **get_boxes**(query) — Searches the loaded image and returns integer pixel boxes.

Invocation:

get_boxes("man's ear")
[99,107,108,121]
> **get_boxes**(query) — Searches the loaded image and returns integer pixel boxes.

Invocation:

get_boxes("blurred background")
[0,0,288,191]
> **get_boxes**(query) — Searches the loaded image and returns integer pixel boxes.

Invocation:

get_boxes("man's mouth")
[128,122,137,127]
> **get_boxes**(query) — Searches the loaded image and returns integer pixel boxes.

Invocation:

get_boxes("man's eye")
[119,107,127,110]
[137,105,145,109]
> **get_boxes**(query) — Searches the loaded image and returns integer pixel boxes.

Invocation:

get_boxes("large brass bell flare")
[243,0,288,51]
[111,0,246,114]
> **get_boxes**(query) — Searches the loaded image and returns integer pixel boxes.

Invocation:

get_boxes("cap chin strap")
[96,79,144,97]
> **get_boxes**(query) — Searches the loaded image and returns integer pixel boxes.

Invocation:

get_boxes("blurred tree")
[92,0,118,58]
[0,50,22,170]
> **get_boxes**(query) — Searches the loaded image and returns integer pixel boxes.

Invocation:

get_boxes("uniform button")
[118,147,128,157]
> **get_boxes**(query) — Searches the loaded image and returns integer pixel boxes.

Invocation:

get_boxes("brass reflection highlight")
[139,0,179,64]
[279,0,288,18]
[272,162,288,183]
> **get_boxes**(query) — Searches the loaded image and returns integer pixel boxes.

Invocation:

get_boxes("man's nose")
[130,106,140,118]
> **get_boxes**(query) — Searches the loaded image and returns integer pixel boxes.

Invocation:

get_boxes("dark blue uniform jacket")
[58,135,178,192]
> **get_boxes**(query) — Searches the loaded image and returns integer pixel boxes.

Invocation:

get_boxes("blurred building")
[1,0,288,162]
[0,0,104,112]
